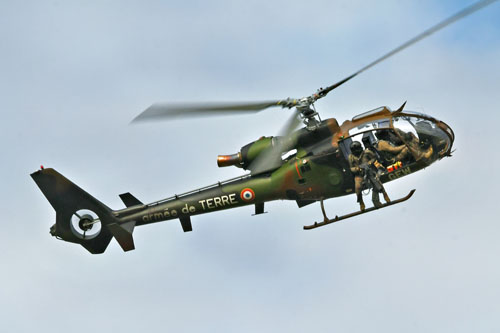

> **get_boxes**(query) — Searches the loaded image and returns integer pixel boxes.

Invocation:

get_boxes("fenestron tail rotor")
[70,210,102,240]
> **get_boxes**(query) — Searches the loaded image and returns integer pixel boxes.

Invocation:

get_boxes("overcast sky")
[1,1,500,332]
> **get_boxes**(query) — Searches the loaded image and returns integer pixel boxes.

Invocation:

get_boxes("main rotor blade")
[132,100,290,123]
[317,0,498,99]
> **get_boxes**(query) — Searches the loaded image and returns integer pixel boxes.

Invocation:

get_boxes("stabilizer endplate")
[119,192,143,207]
[108,221,136,251]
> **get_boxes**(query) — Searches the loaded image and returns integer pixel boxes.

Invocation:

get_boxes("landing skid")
[303,190,416,230]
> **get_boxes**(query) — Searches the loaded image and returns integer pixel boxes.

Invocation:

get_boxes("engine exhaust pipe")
[217,153,243,168]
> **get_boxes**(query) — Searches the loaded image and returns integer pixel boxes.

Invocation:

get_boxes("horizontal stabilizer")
[119,192,143,207]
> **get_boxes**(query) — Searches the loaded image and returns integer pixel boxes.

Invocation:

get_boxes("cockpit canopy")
[340,107,454,167]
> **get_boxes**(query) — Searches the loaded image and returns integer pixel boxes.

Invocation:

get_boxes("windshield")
[349,118,391,137]
[398,110,434,119]
[392,116,451,163]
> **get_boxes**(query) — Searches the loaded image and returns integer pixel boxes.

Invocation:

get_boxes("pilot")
[348,141,390,211]
[375,129,410,163]
[394,129,434,162]
[415,121,446,152]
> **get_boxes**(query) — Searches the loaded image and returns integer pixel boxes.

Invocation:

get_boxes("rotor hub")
[78,215,94,231]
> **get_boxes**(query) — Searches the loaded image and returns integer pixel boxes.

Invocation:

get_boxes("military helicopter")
[31,0,496,254]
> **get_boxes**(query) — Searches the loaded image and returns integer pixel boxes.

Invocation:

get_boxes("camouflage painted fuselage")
[117,106,454,227]
[31,106,454,253]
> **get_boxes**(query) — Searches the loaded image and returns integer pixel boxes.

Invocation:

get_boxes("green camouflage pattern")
[31,106,454,253]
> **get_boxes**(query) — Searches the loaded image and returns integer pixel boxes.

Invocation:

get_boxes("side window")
[338,137,353,160]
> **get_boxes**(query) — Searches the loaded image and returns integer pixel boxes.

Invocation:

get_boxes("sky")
[1,0,499,332]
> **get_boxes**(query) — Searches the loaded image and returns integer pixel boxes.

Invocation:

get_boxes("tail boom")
[31,167,279,254]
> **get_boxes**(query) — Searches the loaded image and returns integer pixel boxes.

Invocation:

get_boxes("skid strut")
[304,190,416,230]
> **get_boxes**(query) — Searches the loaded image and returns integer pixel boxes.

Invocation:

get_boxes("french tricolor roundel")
[240,188,255,202]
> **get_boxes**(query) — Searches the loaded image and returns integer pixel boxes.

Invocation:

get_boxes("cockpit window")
[339,114,451,172]
[392,116,419,140]
[399,110,434,119]
[349,119,391,137]
[352,106,388,121]
[392,116,450,162]
[414,119,451,156]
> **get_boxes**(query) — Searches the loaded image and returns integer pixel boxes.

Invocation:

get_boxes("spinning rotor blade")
[315,0,499,100]
[248,109,301,175]
[278,109,302,137]
[132,100,298,123]
[133,0,497,127]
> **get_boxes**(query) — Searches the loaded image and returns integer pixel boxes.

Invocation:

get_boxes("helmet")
[350,141,363,156]
[362,136,371,148]
[376,129,390,140]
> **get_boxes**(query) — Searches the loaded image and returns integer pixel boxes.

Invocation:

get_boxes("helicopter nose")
[437,120,455,157]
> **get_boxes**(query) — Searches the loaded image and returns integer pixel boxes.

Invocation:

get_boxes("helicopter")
[31,0,495,254]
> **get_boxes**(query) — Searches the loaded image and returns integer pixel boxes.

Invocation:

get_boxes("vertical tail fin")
[31,168,133,254]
